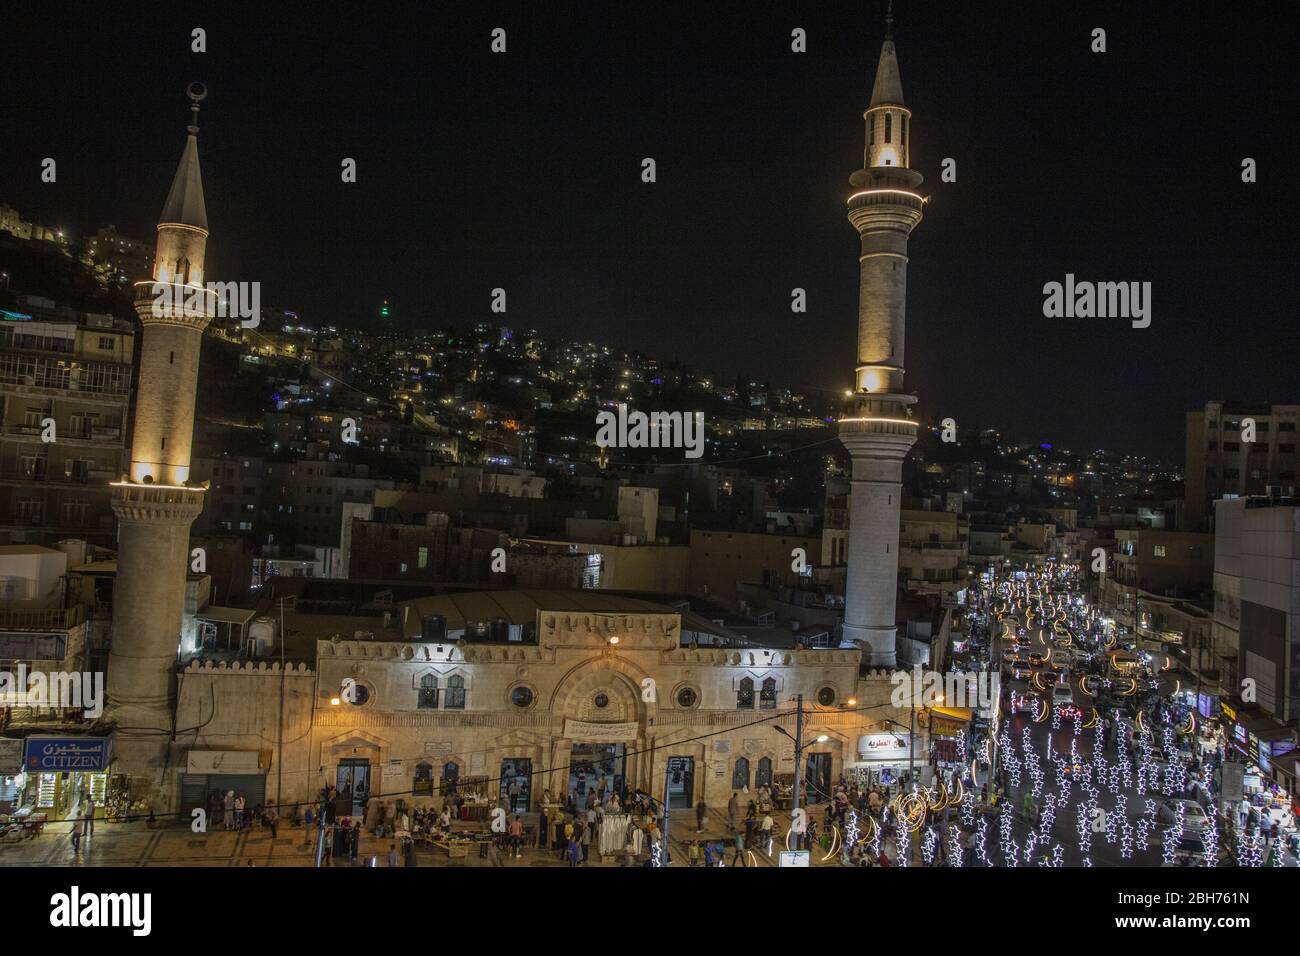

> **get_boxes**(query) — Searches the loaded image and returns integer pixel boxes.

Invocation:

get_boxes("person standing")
[387,843,399,867]
[695,797,708,833]
[730,829,747,867]
[508,777,521,813]
[70,820,82,856]
[580,814,592,864]
[234,792,246,830]
[223,790,235,830]
[509,814,524,858]
[727,792,739,832]
[350,821,361,863]
[82,806,94,839]
[566,836,580,867]
[321,827,333,867]
[538,807,549,848]
[266,805,278,840]
[760,812,774,854]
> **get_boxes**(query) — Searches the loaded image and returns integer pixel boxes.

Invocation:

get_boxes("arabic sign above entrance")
[564,719,638,742]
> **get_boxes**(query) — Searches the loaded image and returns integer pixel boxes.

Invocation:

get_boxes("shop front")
[179,750,267,817]
[18,734,115,821]
[930,708,973,776]
[845,732,914,790]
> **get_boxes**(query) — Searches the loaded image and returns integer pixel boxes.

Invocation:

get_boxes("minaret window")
[884,112,892,143]
[869,115,875,146]
[902,115,907,148]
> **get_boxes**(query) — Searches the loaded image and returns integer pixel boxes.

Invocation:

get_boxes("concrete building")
[106,87,218,806]
[689,529,819,607]
[0,300,134,546]
[191,453,266,536]
[83,224,153,287]
[1185,401,1299,531]
[1214,495,1300,722]
[897,508,968,599]
[837,25,924,665]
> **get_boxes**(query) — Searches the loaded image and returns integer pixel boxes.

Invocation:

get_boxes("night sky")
[4,1,1297,460]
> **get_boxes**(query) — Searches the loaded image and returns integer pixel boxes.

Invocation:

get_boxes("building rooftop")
[0,544,64,556]
[400,588,675,636]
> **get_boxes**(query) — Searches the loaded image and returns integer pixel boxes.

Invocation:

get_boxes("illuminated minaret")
[107,84,216,797]
[838,14,925,666]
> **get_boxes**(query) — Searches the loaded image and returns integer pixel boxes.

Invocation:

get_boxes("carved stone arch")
[548,655,653,719]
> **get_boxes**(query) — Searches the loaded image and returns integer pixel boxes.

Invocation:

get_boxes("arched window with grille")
[736,677,754,710]
[414,761,434,795]
[445,674,466,709]
[440,761,459,795]
[760,677,777,710]
[417,673,439,709]
[732,757,750,790]
[756,757,773,788]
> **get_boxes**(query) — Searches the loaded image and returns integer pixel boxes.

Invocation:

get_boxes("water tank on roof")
[248,616,276,656]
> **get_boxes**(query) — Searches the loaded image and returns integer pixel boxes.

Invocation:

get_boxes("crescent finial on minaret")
[186,81,207,134]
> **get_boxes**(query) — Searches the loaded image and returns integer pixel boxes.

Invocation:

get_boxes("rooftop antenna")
[186,81,207,134]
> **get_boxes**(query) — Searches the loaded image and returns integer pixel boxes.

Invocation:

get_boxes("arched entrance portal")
[551,663,645,806]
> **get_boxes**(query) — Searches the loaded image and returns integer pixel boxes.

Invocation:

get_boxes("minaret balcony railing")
[846,188,924,214]
[110,481,206,521]
[132,281,218,322]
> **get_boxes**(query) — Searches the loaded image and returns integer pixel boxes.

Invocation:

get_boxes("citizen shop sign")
[857,733,910,762]
[24,736,113,772]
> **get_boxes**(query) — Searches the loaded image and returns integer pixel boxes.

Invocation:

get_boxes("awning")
[194,606,258,628]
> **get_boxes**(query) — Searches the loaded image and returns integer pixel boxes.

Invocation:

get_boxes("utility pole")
[276,598,286,812]
[910,688,917,788]
[791,693,804,851]
[662,762,671,866]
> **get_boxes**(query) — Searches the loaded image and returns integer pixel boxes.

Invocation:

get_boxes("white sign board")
[187,750,262,774]
[856,733,910,762]
[779,850,810,868]
[564,719,638,742]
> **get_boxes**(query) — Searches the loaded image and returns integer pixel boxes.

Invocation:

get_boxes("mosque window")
[417,673,439,709]
[732,757,750,790]
[736,677,754,710]
[445,674,466,709]
[884,112,892,143]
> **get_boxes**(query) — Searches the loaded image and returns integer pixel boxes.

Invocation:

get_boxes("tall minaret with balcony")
[838,18,925,666]
[107,85,215,794]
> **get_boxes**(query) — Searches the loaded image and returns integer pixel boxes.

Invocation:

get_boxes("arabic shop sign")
[24,736,113,772]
